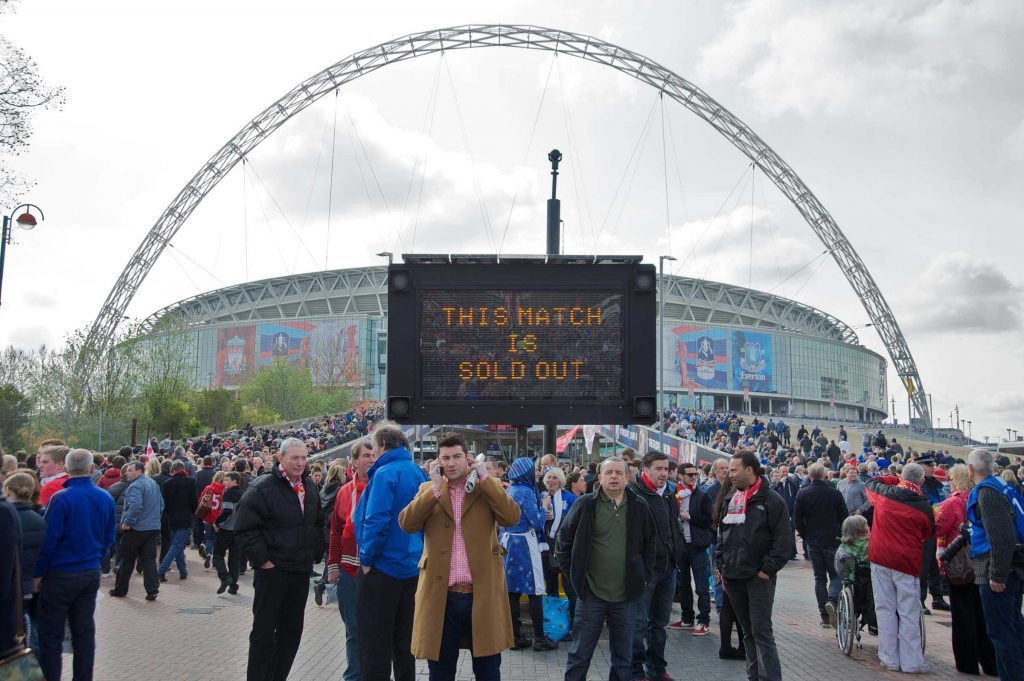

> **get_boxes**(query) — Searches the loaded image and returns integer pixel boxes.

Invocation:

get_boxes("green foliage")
[0,382,31,450]
[240,361,349,421]
[191,389,243,433]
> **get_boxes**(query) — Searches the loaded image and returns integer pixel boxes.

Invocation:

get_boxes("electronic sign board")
[386,261,656,425]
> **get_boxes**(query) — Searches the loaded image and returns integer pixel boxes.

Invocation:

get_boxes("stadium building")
[141,264,888,423]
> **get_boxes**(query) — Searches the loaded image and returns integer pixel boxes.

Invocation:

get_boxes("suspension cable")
[593,91,660,249]
[442,54,498,253]
[676,162,752,274]
[769,249,829,293]
[555,55,595,249]
[403,55,444,253]
[245,158,319,269]
[698,165,752,281]
[326,89,339,270]
[498,52,557,255]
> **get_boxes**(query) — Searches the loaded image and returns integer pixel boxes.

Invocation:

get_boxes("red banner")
[556,425,581,454]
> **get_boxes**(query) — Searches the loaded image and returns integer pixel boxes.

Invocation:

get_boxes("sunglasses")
[682,472,698,477]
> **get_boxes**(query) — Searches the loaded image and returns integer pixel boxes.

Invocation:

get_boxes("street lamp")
[376,251,393,266]
[0,203,45,307]
[966,420,972,442]
[658,255,676,436]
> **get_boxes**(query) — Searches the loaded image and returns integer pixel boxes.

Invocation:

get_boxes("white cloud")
[902,252,1021,334]
[697,0,1024,117]
[1004,119,1024,162]
[7,325,54,349]
[655,204,818,290]
[23,290,58,308]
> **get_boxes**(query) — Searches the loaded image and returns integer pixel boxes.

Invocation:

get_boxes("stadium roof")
[140,265,860,345]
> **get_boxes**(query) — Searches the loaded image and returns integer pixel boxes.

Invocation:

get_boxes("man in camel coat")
[399,432,521,681]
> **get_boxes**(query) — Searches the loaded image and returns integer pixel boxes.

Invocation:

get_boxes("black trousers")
[949,582,998,676]
[508,592,545,640]
[212,529,240,584]
[247,567,310,681]
[113,530,159,597]
[719,587,745,654]
[159,523,170,561]
[919,537,944,601]
[357,569,417,681]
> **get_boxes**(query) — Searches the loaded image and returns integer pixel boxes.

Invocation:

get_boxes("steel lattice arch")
[86,24,930,422]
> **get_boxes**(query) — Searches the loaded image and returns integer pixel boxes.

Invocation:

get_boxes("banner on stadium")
[258,321,315,367]
[673,325,727,390]
[307,318,363,387]
[215,326,255,389]
[732,330,773,392]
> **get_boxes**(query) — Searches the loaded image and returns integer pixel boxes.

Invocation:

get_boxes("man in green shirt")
[557,457,656,681]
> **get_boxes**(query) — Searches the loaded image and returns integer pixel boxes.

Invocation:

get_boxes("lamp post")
[376,253,392,405]
[658,255,676,437]
[966,420,972,442]
[1007,428,1012,443]
[0,204,45,307]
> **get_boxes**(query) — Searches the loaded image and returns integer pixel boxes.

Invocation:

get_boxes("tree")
[0,1,65,206]
[240,361,349,421]
[191,389,242,433]
[0,382,30,450]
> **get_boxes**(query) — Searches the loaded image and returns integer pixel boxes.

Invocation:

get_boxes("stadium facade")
[141,264,888,422]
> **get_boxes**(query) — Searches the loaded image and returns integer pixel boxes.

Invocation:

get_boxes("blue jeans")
[565,594,637,681]
[158,527,190,577]
[808,544,841,620]
[632,567,677,679]
[427,592,500,681]
[677,544,711,626]
[337,570,361,681]
[978,572,1024,681]
[37,569,100,681]
[203,522,215,556]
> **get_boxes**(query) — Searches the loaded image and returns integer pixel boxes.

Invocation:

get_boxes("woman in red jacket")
[934,465,997,676]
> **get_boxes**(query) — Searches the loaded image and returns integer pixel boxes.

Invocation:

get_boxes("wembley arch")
[84,24,931,423]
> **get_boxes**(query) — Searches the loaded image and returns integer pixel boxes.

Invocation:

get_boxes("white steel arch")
[85,24,930,422]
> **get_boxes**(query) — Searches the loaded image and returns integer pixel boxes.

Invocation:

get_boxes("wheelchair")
[836,561,925,656]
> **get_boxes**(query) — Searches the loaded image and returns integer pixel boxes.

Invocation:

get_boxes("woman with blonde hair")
[145,458,161,478]
[935,464,997,676]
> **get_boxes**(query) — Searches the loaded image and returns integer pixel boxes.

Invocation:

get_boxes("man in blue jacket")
[34,448,115,681]
[110,460,164,601]
[354,424,427,681]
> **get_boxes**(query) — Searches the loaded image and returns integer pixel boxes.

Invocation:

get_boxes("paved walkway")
[78,548,968,681]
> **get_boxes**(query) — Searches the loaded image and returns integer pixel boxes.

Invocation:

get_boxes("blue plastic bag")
[542,595,570,641]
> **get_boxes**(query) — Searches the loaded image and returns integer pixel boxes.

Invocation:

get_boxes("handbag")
[541,595,570,641]
[195,491,212,519]
[0,557,45,681]
[943,542,975,586]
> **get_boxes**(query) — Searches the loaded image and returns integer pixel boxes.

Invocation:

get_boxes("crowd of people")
[2,408,1024,681]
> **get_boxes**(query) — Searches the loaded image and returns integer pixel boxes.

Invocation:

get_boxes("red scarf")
[898,479,923,496]
[279,468,305,512]
[724,476,763,524]
[641,471,660,492]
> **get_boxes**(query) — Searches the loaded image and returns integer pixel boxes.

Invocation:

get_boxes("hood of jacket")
[366,446,413,481]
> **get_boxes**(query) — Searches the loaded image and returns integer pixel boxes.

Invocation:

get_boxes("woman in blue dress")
[500,457,557,651]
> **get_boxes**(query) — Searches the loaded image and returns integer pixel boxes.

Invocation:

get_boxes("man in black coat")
[628,452,681,681]
[157,461,198,580]
[234,437,324,681]
[717,451,793,681]
[557,457,655,681]
[670,461,714,633]
[793,463,848,627]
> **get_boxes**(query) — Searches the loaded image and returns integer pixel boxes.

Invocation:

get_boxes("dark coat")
[716,476,793,581]
[14,502,46,595]
[162,472,199,530]
[233,465,324,572]
[629,477,680,570]
[793,480,848,549]
[556,487,656,601]
[195,466,217,493]
[679,485,714,549]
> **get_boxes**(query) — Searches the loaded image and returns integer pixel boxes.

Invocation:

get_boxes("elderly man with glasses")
[668,462,714,634]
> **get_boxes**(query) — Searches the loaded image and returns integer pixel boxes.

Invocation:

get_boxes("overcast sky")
[3,0,1022,443]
